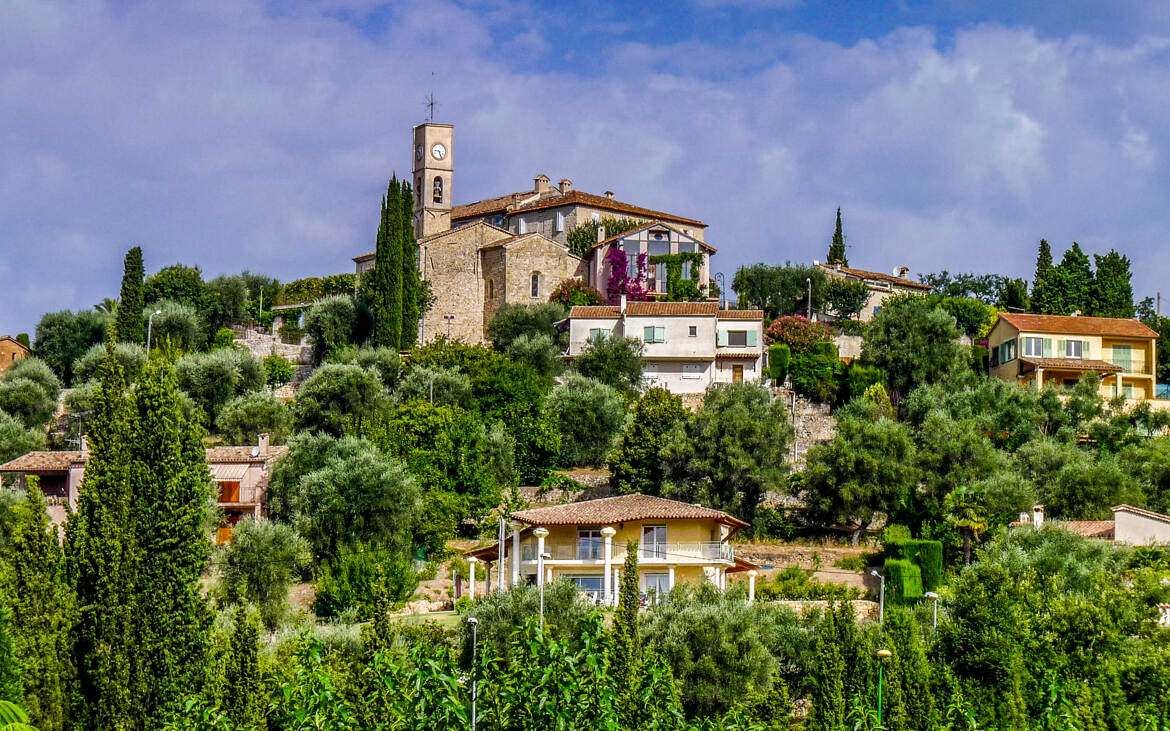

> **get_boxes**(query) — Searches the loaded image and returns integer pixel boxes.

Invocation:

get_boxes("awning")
[209,463,249,481]
[1019,357,1122,374]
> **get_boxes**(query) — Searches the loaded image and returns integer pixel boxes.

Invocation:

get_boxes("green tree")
[205,274,251,334]
[662,383,792,526]
[0,602,17,703]
[860,294,965,404]
[945,486,989,566]
[487,302,567,351]
[262,351,295,389]
[565,216,643,259]
[0,378,54,429]
[174,348,265,429]
[825,278,868,319]
[0,413,44,465]
[326,345,402,388]
[304,294,360,365]
[732,263,830,320]
[33,309,109,385]
[394,365,472,408]
[399,179,423,350]
[368,177,404,350]
[216,391,292,445]
[1091,250,1134,318]
[294,362,385,436]
[0,482,74,731]
[146,299,204,352]
[574,333,644,393]
[214,518,310,630]
[827,206,847,265]
[223,605,265,729]
[505,333,563,378]
[610,540,641,727]
[881,608,937,731]
[1030,239,1060,314]
[1044,242,1095,316]
[115,247,145,344]
[608,387,687,496]
[789,341,840,403]
[546,374,626,467]
[73,343,146,385]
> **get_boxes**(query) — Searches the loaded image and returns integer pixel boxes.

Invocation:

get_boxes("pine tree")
[130,357,213,726]
[0,480,75,731]
[369,177,404,349]
[610,540,641,726]
[827,207,848,266]
[1057,242,1095,315]
[224,605,265,729]
[69,341,140,729]
[399,178,422,349]
[115,246,145,344]
[1030,239,1060,314]
[1092,250,1135,318]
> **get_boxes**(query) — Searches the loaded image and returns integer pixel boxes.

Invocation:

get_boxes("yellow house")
[467,494,759,603]
[987,313,1161,404]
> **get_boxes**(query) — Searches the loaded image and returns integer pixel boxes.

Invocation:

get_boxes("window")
[1112,345,1132,371]
[999,339,1017,363]
[688,325,697,337]
[727,330,748,347]
[626,247,639,278]
[681,259,692,280]
[678,242,697,253]
[647,240,670,257]
[682,363,703,379]
[641,525,666,559]
[415,176,421,202]
[518,217,527,234]
[569,575,604,596]
[589,327,610,341]
[591,212,600,222]
[530,273,540,297]
[432,176,443,204]
[487,280,494,299]
[1024,337,1045,357]
[643,326,665,343]
[1064,340,1083,359]
[577,528,603,560]
[1112,383,1136,399]
[645,573,670,602]
[555,211,565,233]
[493,214,504,227]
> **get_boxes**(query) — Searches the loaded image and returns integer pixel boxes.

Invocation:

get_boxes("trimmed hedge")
[885,538,943,593]
[884,558,923,604]
[768,343,790,385]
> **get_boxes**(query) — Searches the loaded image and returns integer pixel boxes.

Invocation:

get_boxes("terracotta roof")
[717,309,765,320]
[353,221,517,261]
[998,313,1158,338]
[591,220,716,251]
[818,263,933,291]
[510,493,749,529]
[569,306,621,318]
[726,555,762,574]
[626,301,718,316]
[205,446,289,463]
[1059,521,1116,539]
[715,352,763,360]
[0,451,84,472]
[1019,357,1123,373]
[1112,504,1170,525]
[452,188,706,228]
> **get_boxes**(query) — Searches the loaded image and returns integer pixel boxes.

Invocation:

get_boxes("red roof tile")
[591,220,716,251]
[717,309,765,320]
[626,302,718,316]
[1019,357,1123,373]
[569,306,621,318]
[999,313,1158,338]
[1059,521,1116,539]
[818,263,933,291]
[0,451,84,472]
[451,189,706,228]
[510,493,748,529]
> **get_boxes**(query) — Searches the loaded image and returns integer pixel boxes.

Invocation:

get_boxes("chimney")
[258,433,270,457]
[80,435,89,457]
[897,266,910,279]
[1032,504,1045,529]
[558,178,572,193]
[620,294,627,314]
[1072,310,1082,317]
[534,174,550,194]
[604,190,615,200]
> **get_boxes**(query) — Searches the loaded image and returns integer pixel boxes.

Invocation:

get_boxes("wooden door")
[732,364,743,384]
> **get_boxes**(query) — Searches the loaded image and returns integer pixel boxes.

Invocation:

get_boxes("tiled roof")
[591,220,716,251]
[451,192,528,220]
[999,313,1158,338]
[1060,521,1116,539]
[818,263,933,291]
[451,189,706,228]
[1019,357,1123,373]
[0,451,84,472]
[1112,504,1170,525]
[626,302,718,316]
[354,221,517,261]
[715,352,762,360]
[510,493,749,529]
[569,306,621,318]
[205,446,289,463]
[717,309,765,320]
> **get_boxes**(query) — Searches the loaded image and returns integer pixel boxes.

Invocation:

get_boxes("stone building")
[0,336,31,377]
[816,262,933,322]
[354,122,708,345]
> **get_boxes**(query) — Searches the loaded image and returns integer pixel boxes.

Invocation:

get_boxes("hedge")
[768,343,790,385]
[885,539,943,593]
[884,558,923,604]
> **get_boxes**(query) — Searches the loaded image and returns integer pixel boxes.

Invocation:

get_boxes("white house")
[566,299,766,394]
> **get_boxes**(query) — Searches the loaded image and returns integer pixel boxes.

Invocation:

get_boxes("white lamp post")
[925,591,940,638]
[747,569,758,603]
[146,309,162,351]
[601,526,616,605]
[805,277,812,319]
[870,569,885,624]
[467,616,479,731]
[538,551,551,630]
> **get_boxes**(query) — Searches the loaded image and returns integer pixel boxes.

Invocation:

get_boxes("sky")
[5,0,1170,336]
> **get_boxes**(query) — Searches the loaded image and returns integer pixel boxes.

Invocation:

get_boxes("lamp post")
[805,277,812,319]
[146,309,163,351]
[870,569,885,624]
[443,314,455,338]
[538,551,551,630]
[925,591,940,638]
[876,648,892,723]
[715,272,726,310]
[467,616,479,731]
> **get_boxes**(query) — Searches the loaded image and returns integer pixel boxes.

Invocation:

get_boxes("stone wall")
[233,328,311,364]
[773,387,837,469]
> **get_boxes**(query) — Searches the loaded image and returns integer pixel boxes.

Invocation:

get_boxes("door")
[732,364,743,384]
[644,573,670,603]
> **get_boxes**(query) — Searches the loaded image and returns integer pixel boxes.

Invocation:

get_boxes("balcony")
[522,541,733,564]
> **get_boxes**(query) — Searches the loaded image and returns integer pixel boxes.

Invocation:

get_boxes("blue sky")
[5,0,1170,335]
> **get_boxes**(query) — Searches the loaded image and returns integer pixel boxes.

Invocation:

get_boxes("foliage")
[486,302,567,351]
[222,605,265,729]
[205,275,253,334]
[884,558,923,603]
[565,215,643,259]
[32,308,109,385]
[263,351,296,388]
[0,414,44,465]
[213,517,310,631]
[574,331,644,393]
[211,327,236,350]
[312,547,418,621]
[1091,249,1135,318]
[860,293,965,403]
[549,278,605,306]
[175,347,265,429]
[920,270,1023,306]
[827,206,848,266]
[216,391,293,445]
[146,299,204,351]
[115,248,146,344]
[505,332,563,378]
[764,315,832,352]
[650,252,706,301]
[611,540,642,725]
[825,278,869,319]
[662,383,792,526]
[278,273,356,305]
[1029,239,1060,315]
[305,294,360,365]
[546,374,626,467]
[789,341,840,403]
[935,296,996,337]
[144,263,209,312]
[807,602,873,731]
[365,176,422,350]
[394,365,472,408]
[294,363,386,436]
[605,246,651,303]
[754,566,861,601]
[608,387,687,496]
[732,263,830,320]
[461,580,598,662]
[767,343,790,385]
[0,379,54,430]
[72,342,146,385]
[327,345,402,388]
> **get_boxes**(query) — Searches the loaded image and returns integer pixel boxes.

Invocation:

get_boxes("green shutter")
[1056,339,1065,357]
[1043,338,1053,357]
[644,326,654,342]
[717,330,728,347]
[747,330,758,346]
[1082,340,1091,359]
[655,326,665,343]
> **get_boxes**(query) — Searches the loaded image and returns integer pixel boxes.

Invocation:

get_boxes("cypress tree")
[1057,242,1095,315]
[808,604,847,731]
[399,178,422,349]
[0,480,75,731]
[1092,250,1135,318]
[827,207,848,266]
[115,246,146,344]
[0,599,18,703]
[882,609,936,731]
[610,540,641,726]
[369,177,404,349]
[1030,239,1059,314]
[69,341,140,729]
[224,605,265,729]
[130,357,213,726]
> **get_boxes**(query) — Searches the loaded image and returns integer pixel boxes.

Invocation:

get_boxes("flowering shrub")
[604,248,650,304]
[549,278,605,307]
[764,315,833,352]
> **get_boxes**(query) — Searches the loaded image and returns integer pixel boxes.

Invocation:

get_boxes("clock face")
[431,143,447,160]
[415,144,423,161]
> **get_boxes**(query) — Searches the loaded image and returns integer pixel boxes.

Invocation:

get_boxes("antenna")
[425,71,437,122]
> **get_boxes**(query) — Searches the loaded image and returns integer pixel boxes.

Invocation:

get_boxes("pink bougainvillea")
[764,315,833,352]
[605,248,650,304]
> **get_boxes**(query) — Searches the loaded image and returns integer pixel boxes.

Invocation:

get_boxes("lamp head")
[541,552,551,559]
[532,527,550,538]
[870,569,880,577]
[152,309,162,316]
[876,649,892,660]
[467,617,478,626]
[925,591,939,600]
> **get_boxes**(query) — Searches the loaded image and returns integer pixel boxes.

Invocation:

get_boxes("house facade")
[1012,504,1170,546]
[0,336,31,377]
[566,301,766,394]
[467,494,759,604]
[987,313,1162,406]
[588,221,715,297]
[816,263,933,322]
[0,434,286,543]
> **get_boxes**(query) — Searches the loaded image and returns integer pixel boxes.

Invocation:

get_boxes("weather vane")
[426,71,437,122]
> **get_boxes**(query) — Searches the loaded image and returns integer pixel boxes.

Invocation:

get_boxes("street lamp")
[805,277,812,319]
[538,551,551,630]
[714,272,726,310]
[925,591,940,638]
[442,314,455,338]
[870,569,885,624]
[876,649,892,723]
[467,616,479,731]
[146,309,163,351]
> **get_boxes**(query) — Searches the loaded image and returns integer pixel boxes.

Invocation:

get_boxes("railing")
[522,541,733,563]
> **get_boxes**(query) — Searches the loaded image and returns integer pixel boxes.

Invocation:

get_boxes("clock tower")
[412,123,454,238]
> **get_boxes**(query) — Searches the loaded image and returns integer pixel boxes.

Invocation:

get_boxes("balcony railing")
[522,541,733,563]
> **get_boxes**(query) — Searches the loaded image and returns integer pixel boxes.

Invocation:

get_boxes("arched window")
[415,176,421,202]
[530,273,540,298]
[432,176,443,204]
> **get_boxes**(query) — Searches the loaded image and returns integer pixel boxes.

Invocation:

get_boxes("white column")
[468,557,478,600]
[747,570,757,603]
[511,522,522,588]
[719,568,726,591]
[601,526,616,605]
[667,566,675,591]
[613,568,621,606]
[533,527,549,587]
[1035,367,1044,391]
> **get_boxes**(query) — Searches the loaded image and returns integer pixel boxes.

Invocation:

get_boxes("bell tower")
[412,123,454,238]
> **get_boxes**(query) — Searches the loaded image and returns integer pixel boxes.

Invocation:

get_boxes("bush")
[312,548,418,620]
[72,343,147,385]
[789,341,839,403]
[263,352,295,389]
[916,540,943,592]
[175,348,265,429]
[327,345,401,388]
[394,365,472,408]
[768,343,790,385]
[486,302,566,351]
[461,581,597,663]
[764,315,832,352]
[549,279,605,306]
[146,299,204,351]
[546,374,626,467]
[884,558,923,604]
[755,567,861,601]
[304,294,358,365]
[3,358,62,404]
[216,392,293,445]
[212,328,237,349]
[0,379,53,429]
[213,517,311,630]
[751,506,796,540]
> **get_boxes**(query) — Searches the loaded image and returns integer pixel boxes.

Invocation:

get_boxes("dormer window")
[432,176,443,204]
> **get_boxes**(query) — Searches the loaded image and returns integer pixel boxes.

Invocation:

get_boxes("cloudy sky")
[5,0,1170,335]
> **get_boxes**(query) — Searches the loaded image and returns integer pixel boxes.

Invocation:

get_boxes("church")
[354,122,715,345]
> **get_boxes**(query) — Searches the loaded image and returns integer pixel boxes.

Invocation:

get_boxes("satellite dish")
[251,447,260,457]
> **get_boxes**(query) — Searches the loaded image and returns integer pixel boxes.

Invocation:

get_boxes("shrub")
[755,566,861,601]
[312,548,418,620]
[72,343,147,385]
[751,506,796,540]
[789,341,839,403]
[216,392,293,445]
[146,299,204,351]
[212,328,237,349]
[768,343,790,385]
[884,558,923,603]
[263,352,295,389]
[394,365,472,408]
[764,315,832,352]
[546,374,626,467]
[304,294,358,364]
[175,348,265,429]
[916,540,943,592]
[214,517,311,630]
[0,379,53,429]
[327,345,401,388]
[549,278,605,306]
[486,302,566,351]
[3,358,62,403]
